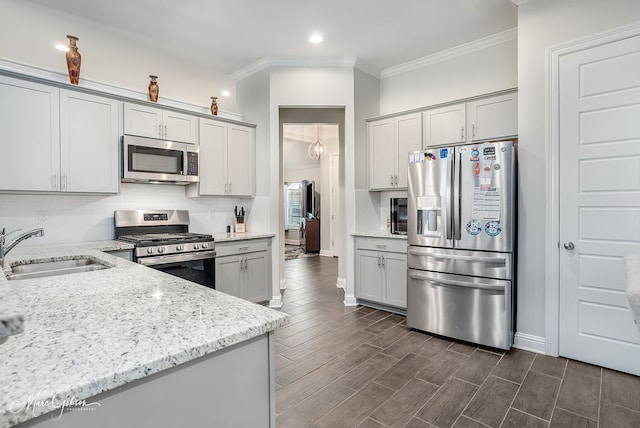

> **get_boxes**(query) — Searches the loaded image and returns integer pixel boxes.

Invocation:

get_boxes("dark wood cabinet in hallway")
[275,256,640,428]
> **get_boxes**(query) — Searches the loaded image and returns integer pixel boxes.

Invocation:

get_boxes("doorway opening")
[279,108,345,292]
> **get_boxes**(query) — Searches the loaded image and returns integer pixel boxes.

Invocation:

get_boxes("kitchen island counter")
[0,244,288,428]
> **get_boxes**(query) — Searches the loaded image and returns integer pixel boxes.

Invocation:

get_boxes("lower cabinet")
[355,237,407,309]
[215,239,271,303]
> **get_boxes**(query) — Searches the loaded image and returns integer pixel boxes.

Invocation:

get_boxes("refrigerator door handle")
[445,151,453,240]
[408,271,505,291]
[408,249,507,265]
[452,152,462,240]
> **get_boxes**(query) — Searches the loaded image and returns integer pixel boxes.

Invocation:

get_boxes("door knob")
[563,242,575,250]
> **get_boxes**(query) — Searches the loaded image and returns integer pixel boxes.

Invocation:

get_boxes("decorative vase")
[65,35,81,85]
[148,75,159,103]
[210,96,218,115]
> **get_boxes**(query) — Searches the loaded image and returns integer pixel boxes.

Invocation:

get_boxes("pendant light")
[307,125,327,160]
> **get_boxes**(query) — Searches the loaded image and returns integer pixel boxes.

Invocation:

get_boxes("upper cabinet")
[0,75,119,193]
[123,102,197,144]
[60,90,120,193]
[187,118,255,197]
[466,92,518,143]
[423,92,518,147]
[368,112,422,190]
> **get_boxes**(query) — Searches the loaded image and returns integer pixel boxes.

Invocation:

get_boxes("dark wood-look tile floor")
[275,256,640,428]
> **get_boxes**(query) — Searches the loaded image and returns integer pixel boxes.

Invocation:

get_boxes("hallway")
[274,256,640,428]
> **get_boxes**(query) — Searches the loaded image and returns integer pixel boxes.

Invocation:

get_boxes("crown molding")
[511,0,530,5]
[380,27,518,79]
[230,56,381,81]
[0,57,243,121]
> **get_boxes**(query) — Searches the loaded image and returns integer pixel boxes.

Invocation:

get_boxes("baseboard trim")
[269,295,283,309]
[336,277,346,290]
[319,250,332,257]
[343,294,358,306]
[513,332,546,354]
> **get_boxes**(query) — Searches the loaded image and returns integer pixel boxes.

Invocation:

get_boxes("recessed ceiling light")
[309,33,323,44]
[221,90,230,97]
[55,44,69,52]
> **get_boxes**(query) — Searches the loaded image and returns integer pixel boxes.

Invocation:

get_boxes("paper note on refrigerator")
[472,187,501,221]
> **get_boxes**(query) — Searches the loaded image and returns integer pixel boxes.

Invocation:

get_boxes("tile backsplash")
[0,183,258,245]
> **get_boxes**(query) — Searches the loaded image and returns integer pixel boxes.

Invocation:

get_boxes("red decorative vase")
[65,35,81,85]
[210,96,218,115]
[148,75,159,103]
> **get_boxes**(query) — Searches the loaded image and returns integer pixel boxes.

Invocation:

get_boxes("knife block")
[235,216,245,233]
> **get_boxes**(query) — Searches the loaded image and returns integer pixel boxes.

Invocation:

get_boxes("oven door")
[139,250,216,289]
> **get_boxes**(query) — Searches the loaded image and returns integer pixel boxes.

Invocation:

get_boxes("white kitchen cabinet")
[423,92,518,148]
[0,76,60,192]
[355,237,407,309]
[60,90,120,193]
[368,112,421,190]
[215,239,270,303]
[188,119,255,197]
[423,103,466,147]
[466,92,518,142]
[0,76,119,193]
[123,102,197,144]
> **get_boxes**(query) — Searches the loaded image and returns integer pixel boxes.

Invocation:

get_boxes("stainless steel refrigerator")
[407,141,516,349]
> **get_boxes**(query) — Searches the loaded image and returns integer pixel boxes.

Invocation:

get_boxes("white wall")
[0,0,237,113]
[517,0,640,342]
[379,39,517,114]
[0,185,255,245]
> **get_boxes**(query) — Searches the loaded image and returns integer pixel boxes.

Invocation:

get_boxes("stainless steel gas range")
[115,210,216,288]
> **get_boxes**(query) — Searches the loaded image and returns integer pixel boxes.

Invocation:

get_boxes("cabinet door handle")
[239,246,250,251]
[377,255,381,267]
[52,173,58,190]
[62,174,67,191]
[382,256,386,268]
[164,125,167,138]
[461,126,465,140]
[375,244,387,249]
[472,124,476,139]
[158,124,162,138]
[228,182,231,194]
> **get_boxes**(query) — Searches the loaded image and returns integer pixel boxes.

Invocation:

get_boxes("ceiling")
[24,0,517,77]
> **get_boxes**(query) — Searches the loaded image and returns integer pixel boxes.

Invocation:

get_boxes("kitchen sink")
[6,257,111,281]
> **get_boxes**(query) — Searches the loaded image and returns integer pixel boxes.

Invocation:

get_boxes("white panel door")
[423,103,465,147]
[60,90,120,193]
[559,34,640,375]
[466,93,518,142]
[163,110,197,144]
[356,250,382,302]
[227,124,254,197]
[395,113,422,189]
[245,252,269,303]
[382,252,407,309]
[198,119,226,195]
[0,76,59,191]
[123,103,162,139]
[368,119,395,189]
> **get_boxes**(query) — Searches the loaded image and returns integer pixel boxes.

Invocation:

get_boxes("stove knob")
[158,247,166,254]
[147,248,154,254]
[194,243,201,250]
[202,243,209,249]
[176,244,184,251]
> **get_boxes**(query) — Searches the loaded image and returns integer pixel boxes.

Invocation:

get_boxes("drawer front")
[355,237,407,254]
[215,239,269,257]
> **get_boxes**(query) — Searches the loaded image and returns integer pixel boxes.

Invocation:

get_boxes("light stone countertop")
[213,232,275,242]
[352,231,408,240]
[0,242,289,428]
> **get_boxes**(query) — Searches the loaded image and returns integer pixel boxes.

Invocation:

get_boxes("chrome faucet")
[0,227,45,269]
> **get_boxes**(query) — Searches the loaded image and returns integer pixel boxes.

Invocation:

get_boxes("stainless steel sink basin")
[6,257,110,281]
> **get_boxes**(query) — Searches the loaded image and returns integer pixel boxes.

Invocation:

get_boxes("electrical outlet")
[38,210,48,224]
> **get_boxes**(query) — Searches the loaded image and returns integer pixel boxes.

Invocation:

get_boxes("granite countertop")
[213,232,275,242]
[0,242,288,428]
[352,231,408,240]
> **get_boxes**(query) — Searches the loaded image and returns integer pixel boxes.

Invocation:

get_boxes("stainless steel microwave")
[122,135,199,184]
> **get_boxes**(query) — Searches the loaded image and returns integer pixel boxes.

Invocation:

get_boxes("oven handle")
[138,250,217,266]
